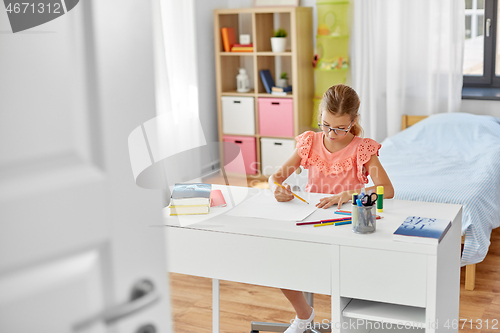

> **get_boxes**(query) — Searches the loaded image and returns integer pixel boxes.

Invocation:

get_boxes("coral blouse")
[296,131,381,194]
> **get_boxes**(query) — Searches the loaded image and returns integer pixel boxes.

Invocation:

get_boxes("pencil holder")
[352,205,376,234]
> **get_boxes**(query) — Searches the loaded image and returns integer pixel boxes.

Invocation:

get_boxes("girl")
[268,84,394,333]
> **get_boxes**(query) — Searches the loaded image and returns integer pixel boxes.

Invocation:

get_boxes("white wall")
[194,0,229,147]
[459,99,500,118]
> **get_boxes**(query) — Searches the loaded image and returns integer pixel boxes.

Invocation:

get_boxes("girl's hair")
[318,84,364,137]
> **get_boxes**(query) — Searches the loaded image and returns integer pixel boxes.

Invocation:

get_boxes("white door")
[0,1,172,332]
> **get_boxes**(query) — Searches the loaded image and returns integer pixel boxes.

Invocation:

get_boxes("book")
[259,69,275,94]
[232,43,253,47]
[169,183,212,206]
[271,86,293,92]
[393,216,452,245]
[221,27,236,52]
[169,204,210,216]
[271,91,291,96]
[231,46,253,52]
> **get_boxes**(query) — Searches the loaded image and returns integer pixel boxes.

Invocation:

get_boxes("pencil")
[296,217,351,226]
[314,220,352,227]
[274,182,309,204]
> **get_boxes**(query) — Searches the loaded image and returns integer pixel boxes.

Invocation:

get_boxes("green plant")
[280,72,288,80]
[273,28,287,38]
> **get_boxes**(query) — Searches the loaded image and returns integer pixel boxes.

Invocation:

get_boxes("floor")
[168,174,500,333]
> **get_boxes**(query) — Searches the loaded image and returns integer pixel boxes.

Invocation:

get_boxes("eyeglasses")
[318,119,355,136]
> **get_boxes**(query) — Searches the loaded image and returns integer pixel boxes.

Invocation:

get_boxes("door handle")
[486,18,491,37]
[73,279,160,331]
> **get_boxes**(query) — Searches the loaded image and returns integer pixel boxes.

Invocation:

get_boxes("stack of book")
[168,183,212,215]
[271,86,292,96]
[232,43,253,52]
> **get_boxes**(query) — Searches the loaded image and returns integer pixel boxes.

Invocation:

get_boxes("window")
[463,0,499,88]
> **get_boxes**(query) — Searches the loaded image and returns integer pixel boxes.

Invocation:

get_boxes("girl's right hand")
[274,183,294,202]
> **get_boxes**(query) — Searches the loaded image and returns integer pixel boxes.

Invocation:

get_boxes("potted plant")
[277,72,288,88]
[271,28,287,53]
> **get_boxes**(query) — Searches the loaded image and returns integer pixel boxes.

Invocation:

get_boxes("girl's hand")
[316,191,351,209]
[274,183,294,202]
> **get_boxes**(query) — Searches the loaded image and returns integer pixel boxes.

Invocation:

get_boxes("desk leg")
[331,245,341,333]
[213,278,220,333]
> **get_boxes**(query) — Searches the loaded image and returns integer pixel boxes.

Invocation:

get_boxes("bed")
[378,112,500,290]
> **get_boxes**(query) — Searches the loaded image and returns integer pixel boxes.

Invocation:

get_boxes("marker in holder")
[352,200,376,234]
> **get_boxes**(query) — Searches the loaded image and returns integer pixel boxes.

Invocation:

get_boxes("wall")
[459,99,500,118]
[194,0,230,148]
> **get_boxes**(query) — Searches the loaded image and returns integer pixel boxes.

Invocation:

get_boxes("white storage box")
[222,96,255,135]
[260,138,296,176]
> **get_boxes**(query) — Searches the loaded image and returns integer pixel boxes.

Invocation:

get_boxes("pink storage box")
[222,135,257,175]
[258,98,294,137]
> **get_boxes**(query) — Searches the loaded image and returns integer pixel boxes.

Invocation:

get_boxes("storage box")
[223,135,257,175]
[222,96,255,135]
[260,138,296,176]
[258,98,294,137]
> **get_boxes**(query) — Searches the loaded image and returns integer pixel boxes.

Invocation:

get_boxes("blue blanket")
[379,113,500,266]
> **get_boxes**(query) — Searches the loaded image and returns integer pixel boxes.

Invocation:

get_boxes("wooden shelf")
[257,93,294,98]
[214,7,313,177]
[220,52,254,56]
[343,299,426,327]
[256,52,292,56]
[221,90,255,96]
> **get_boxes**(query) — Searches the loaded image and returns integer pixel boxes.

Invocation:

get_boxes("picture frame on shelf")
[253,0,299,7]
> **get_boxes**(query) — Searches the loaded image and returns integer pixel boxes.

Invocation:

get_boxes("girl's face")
[319,112,355,143]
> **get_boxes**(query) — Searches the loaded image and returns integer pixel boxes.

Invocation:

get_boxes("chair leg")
[465,264,476,290]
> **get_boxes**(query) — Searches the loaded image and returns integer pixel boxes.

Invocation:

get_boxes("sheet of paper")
[224,190,318,221]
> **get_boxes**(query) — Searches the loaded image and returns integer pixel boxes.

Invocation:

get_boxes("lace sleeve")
[356,138,382,183]
[295,131,315,168]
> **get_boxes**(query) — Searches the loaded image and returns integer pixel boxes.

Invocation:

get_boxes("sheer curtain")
[151,0,207,188]
[351,0,465,142]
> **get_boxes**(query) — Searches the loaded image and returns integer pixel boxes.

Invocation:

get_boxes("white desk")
[164,185,462,333]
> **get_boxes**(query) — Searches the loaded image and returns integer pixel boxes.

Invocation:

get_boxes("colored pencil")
[296,217,351,226]
[274,182,309,204]
[314,220,352,227]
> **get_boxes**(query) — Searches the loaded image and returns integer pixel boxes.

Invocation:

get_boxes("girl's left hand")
[316,191,351,209]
